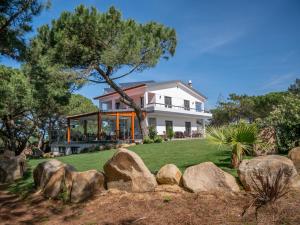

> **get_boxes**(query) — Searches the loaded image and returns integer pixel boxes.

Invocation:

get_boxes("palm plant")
[207,122,267,168]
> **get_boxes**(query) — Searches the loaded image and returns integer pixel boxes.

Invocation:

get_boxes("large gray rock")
[182,162,240,192]
[288,147,300,172]
[33,159,66,189]
[43,166,69,198]
[34,159,76,199]
[238,155,298,191]
[34,160,105,202]
[104,148,157,192]
[0,155,26,183]
[68,170,105,203]
[156,164,182,185]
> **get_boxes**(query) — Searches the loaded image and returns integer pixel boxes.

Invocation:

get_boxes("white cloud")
[178,18,249,56]
[261,73,299,90]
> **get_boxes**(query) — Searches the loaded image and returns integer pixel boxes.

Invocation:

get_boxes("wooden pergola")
[66,110,143,144]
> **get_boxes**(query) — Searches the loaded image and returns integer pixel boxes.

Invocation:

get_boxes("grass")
[8,139,239,196]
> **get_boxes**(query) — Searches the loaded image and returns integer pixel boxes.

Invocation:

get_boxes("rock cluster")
[32,146,300,203]
[33,159,105,203]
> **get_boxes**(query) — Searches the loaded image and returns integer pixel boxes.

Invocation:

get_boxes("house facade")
[96,80,211,136]
[50,80,212,155]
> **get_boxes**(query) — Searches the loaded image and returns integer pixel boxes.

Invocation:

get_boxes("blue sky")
[1,0,300,109]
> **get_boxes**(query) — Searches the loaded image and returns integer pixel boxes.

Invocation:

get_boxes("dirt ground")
[1,185,300,225]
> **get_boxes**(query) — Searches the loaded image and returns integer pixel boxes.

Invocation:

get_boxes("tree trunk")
[3,116,17,153]
[135,109,148,139]
[231,152,240,168]
[95,66,149,138]
[37,130,45,151]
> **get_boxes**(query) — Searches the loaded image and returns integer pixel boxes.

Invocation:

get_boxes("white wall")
[147,114,202,135]
[149,85,204,110]
[98,86,146,109]
[98,83,206,111]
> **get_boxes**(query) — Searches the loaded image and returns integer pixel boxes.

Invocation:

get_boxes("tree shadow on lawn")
[7,167,35,199]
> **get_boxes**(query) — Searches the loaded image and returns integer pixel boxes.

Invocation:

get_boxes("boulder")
[182,162,239,192]
[288,147,300,172]
[0,155,26,183]
[43,166,69,198]
[33,159,66,189]
[69,170,105,203]
[104,148,157,192]
[34,160,105,202]
[238,155,297,191]
[156,164,182,185]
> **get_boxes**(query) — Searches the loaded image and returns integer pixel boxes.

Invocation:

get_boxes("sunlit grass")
[8,139,239,196]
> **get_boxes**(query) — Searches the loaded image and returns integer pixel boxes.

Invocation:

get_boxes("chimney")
[188,80,192,87]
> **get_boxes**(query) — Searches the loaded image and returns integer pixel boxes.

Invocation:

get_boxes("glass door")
[185,122,191,136]
[119,117,131,140]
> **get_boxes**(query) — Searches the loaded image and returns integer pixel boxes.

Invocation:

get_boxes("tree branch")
[0,0,33,33]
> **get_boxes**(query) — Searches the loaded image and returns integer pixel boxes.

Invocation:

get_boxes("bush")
[166,128,174,140]
[81,146,100,153]
[154,136,163,143]
[265,94,300,153]
[242,167,292,218]
[143,137,154,144]
[148,126,157,140]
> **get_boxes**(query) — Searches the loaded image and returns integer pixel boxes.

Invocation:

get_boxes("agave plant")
[207,122,268,168]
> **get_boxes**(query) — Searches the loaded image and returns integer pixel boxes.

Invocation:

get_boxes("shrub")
[81,146,100,153]
[143,137,154,144]
[166,128,174,140]
[163,195,172,203]
[148,126,157,140]
[242,167,292,218]
[207,122,269,168]
[154,136,163,143]
[265,93,300,153]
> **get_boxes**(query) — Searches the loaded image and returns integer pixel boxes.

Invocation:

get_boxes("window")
[115,102,120,109]
[148,117,156,128]
[184,100,190,111]
[140,96,144,108]
[165,120,173,132]
[195,102,202,112]
[164,96,172,108]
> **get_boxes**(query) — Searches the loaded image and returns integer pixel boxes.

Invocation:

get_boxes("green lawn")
[8,139,236,196]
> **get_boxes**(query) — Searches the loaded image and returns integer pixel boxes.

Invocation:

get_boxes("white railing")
[145,102,209,114]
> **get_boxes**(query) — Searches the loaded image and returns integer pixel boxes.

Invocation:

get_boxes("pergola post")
[116,112,120,139]
[67,118,71,144]
[97,112,101,140]
[131,112,135,142]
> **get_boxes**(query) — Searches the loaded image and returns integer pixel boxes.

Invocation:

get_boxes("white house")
[95,80,212,137]
[50,80,212,155]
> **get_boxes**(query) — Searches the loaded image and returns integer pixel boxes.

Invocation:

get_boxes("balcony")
[99,92,211,118]
[145,102,212,117]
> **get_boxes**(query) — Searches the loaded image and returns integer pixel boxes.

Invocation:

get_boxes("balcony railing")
[100,103,210,114]
[146,102,210,113]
